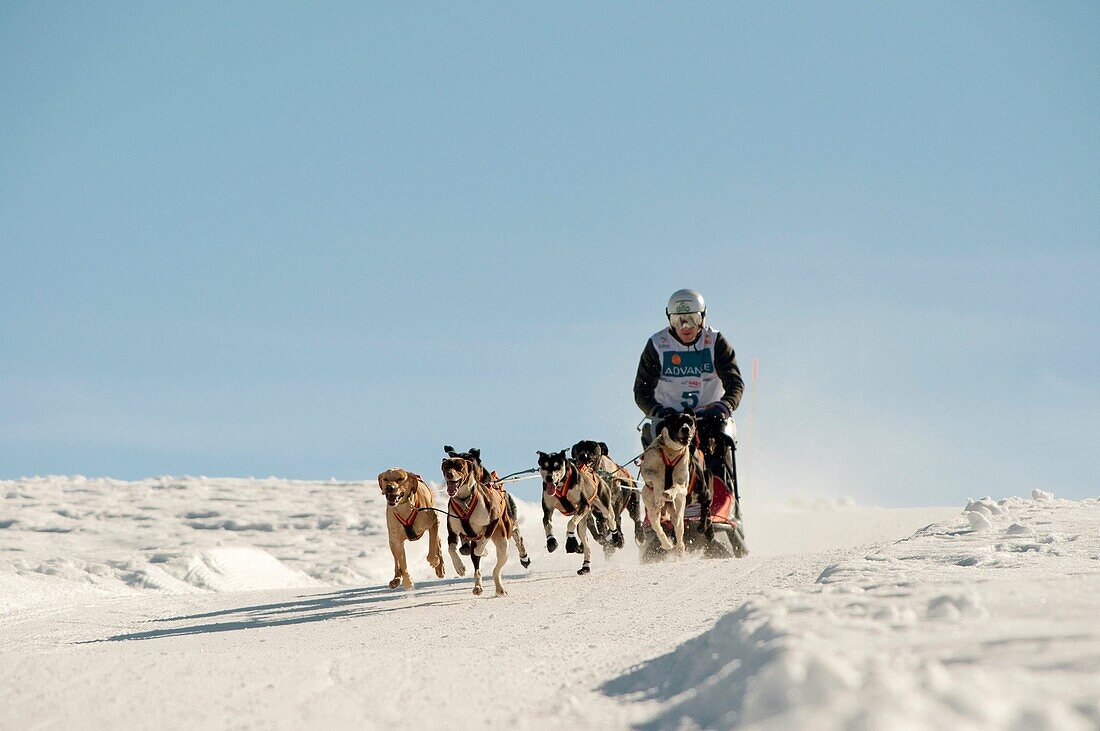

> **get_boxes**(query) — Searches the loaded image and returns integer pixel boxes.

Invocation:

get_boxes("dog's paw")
[459,542,472,556]
[495,588,508,597]
[611,530,624,548]
[434,564,446,578]
[403,580,414,591]
[565,536,580,554]
[520,555,531,569]
[387,578,401,590]
[454,563,466,577]
[546,536,558,553]
[634,527,645,546]
[577,564,591,576]
[472,584,483,596]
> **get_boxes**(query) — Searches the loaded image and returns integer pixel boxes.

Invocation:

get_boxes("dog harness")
[391,475,429,541]
[450,480,511,542]
[661,448,699,498]
[393,502,421,541]
[546,462,592,516]
[450,483,482,539]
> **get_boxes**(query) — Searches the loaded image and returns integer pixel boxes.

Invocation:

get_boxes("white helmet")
[666,289,706,318]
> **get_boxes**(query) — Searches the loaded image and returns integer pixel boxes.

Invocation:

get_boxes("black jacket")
[633,329,744,416]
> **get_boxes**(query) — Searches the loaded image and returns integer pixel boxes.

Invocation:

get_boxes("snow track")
[2,477,1096,729]
[0,552,823,729]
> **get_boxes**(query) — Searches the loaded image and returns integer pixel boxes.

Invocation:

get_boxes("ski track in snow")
[0,476,1096,729]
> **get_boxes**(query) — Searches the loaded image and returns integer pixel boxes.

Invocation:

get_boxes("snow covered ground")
[0,476,1096,729]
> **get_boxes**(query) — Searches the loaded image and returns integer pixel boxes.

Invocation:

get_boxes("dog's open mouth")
[384,491,398,506]
[543,471,565,492]
[445,479,461,496]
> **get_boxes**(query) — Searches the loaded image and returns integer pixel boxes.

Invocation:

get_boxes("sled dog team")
[378,408,712,596]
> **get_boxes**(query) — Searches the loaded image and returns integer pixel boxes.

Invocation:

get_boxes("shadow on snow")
[79,571,575,644]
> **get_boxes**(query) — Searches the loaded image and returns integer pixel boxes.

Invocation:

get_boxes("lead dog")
[441,448,530,596]
[570,439,642,547]
[377,468,455,590]
[639,409,708,553]
[537,449,621,575]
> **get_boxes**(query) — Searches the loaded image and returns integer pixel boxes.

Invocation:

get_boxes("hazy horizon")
[2,3,1097,506]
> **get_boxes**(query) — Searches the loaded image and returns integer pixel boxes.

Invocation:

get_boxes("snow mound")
[1032,488,1054,502]
[967,511,993,531]
[183,547,323,592]
[607,495,1100,730]
[0,476,393,607]
[965,496,1005,516]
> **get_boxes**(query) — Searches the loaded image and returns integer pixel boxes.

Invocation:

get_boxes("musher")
[634,288,744,435]
[633,289,745,522]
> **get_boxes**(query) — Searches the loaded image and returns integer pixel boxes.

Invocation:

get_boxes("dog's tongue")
[445,479,459,496]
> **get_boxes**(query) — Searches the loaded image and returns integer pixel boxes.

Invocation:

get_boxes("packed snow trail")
[0,550,831,729]
[2,477,1096,728]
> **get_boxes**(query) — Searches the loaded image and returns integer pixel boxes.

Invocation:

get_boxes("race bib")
[651,327,725,410]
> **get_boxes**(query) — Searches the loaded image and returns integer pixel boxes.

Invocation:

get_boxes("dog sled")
[639,413,748,561]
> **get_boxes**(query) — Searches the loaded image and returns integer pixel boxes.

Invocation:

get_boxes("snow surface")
[0,476,1096,729]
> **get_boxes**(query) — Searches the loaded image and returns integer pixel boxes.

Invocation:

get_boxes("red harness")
[450,482,508,542]
[450,483,480,521]
[394,505,418,527]
[659,447,698,497]
[392,483,425,540]
[547,464,595,517]
[660,449,685,469]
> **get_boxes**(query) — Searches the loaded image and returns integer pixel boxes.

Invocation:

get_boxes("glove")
[652,406,677,419]
[696,401,732,419]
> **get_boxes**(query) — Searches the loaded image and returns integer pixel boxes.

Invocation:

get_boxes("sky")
[1,2,1097,506]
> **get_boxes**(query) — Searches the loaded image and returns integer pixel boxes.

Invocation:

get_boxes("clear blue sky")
[2,3,1097,505]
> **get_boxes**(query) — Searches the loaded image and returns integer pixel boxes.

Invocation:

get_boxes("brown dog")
[377,468,454,590]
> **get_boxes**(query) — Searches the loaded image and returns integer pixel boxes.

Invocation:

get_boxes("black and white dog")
[639,409,714,552]
[537,449,621,575]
